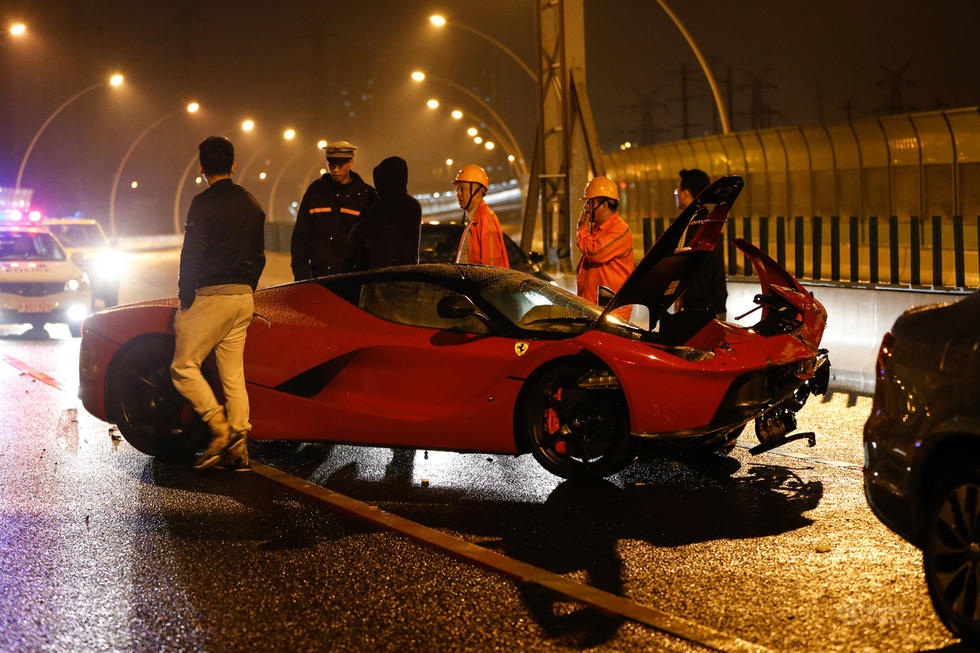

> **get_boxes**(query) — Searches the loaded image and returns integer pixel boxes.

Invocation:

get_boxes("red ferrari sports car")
[79,176,829,479]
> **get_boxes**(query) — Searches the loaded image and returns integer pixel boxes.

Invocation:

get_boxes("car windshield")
[478,273,644,337]
[0,231,67,261]
[46,223,107,247]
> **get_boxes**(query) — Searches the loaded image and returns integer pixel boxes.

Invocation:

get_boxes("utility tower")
[521,0,604,272]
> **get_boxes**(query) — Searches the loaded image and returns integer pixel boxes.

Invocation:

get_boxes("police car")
[43,216,123,307]
[0,210,91,337]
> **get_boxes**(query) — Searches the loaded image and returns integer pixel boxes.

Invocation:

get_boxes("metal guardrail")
[642,215,980,292]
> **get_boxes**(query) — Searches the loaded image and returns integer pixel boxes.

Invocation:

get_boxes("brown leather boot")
[193,409,234,470]
[214,434,250,472]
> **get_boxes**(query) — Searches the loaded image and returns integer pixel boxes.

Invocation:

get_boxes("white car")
[43,217,123,308]
[0,224,91,337]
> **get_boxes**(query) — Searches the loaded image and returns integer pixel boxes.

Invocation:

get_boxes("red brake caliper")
[546,388,566,453]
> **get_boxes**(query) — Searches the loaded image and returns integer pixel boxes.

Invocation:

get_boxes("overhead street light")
[242,119,255,131]
[484,141,495,150]
[451,110,463,120]
[426,99,440,109]
[130,181,138,189]
[466,127,478,137]
[9,23,27,37]
[317,139,327,149]
[283,128,296,140]
[426,14,535,82]
[410,70,525,172]
[110,100,202,236]
[15,73,125,190]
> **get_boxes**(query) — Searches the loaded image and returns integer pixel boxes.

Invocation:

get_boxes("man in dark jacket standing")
[290,141,377,280]
[171,136,266,471]
[674,168,727,319]
[349,156,421,269]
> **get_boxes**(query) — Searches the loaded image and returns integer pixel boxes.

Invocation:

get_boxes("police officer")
[290,141,378,280]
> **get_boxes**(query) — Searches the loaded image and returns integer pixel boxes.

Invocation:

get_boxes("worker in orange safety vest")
[453,164,509,268]
[575,176,634,305]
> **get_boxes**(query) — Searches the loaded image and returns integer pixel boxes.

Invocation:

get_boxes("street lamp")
[239,127,297,182]
[427,14,536,82]
[450,110,463,120]
[9,23,26,37]
[426,99,439,109]
[109,100,202,236]
[15,73,125,189]
[410,70,526,170]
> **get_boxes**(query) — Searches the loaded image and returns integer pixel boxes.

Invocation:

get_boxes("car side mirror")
[597,285,615,307]
[528,251,545,264]
[437,293,478,319]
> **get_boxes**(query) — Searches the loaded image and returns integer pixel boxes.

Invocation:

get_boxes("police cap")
[323,141,357,159]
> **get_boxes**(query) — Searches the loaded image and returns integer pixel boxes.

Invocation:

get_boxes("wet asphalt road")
[0,250,969,651]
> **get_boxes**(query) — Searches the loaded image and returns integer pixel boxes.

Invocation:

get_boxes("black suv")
[864,290,980,644]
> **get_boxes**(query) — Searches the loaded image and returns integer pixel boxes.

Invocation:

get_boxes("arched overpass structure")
[604,107,980,226]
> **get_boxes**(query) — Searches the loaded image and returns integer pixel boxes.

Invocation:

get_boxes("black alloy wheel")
[105,336,208,460]
[923,468,980,644]
[521,361,633,480]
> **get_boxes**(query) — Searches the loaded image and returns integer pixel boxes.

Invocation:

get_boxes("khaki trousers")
[171,292,254,433]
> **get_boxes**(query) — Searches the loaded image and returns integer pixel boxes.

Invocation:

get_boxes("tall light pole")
[655,0,730,134]
[410,71,526,171]
[268,144,316,223]
[428,14,536,83]
[15,73,124,190]
[172,119,255,234]
[109,101,200,237]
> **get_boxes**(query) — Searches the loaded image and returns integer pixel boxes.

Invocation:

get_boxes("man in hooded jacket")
[348,156,422,269]
[290,141,377,280]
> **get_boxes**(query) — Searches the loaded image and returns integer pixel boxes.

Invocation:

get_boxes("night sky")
[2,0,978,234]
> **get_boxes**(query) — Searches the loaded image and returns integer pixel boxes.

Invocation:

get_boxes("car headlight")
[64,273,90,292]
[92,249,125,278]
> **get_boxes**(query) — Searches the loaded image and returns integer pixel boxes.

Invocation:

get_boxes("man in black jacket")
[290,141,377,280]
[348,156,421,269]
[171,136,266,471]
[675,167,727,319]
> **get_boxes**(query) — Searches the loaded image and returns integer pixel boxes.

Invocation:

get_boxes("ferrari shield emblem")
[514,342,530,357]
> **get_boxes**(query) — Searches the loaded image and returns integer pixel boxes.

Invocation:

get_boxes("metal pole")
[445,20,537,82]
[109,108,182,237]
[655,0,731,134]
[15,81,105,189]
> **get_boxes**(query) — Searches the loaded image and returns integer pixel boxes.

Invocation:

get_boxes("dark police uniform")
[290,147,377,280]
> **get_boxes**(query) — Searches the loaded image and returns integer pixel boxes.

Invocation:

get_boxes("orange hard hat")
[582,176,620,201]
[453,164,489,190]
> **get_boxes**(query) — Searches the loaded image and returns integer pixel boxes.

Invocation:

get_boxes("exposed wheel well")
[511,351,621,454]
